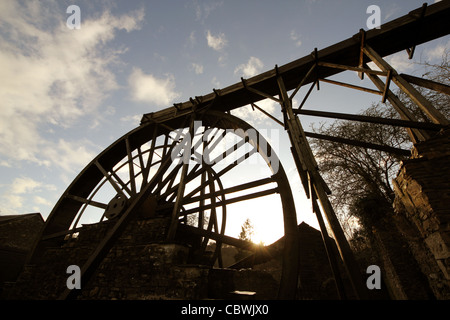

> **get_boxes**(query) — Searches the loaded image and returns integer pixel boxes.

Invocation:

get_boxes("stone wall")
[393,128,450,299]
[3,215,280,300]
[0,213,44,295]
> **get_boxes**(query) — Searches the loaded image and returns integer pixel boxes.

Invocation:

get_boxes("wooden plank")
[295,109,444,131]
[304,131,412,157]
[358,29,366,80]
[317,61,386,76]
[251,103,284,127]
[297,80,316,110]
[363,44,449,125]
[400,73,450,95]
[309,177,347,299]
[319,78,382,95]
[289,63,316,100]
[278,74,368,299]
[364,66,429,143]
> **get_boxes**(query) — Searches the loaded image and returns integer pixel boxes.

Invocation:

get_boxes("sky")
[0,0,448,245]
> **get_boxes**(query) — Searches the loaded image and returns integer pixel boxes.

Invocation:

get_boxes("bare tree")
[309,52,449,237]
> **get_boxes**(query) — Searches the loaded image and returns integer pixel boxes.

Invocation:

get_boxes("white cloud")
[10,177,43,195]
[234,56,264,78]
[120,114,143,124]
[290,30,302,47]
[191,63,204,74]
[206,30,227,51]
[128,68,180,107]
[0,0,144,169]
[0,176,56,215]
[41,139,98,174]
[424,39,450,61]
[194,1,223,22]
[34,195,53,207]
[386,53,414,73]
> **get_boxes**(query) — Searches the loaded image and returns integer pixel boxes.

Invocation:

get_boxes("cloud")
[194,1,223,23]
[10,177,43,195]
[290,30,302,47]
[128,68,180,107]
[386,53,414,73]
[424,39,450,61]
[206,30,227,51]
[234,56,264,78]
[34,195,53,207]
[191,63,204,74]
[41,139,98,174]
[0,176,56,215]
[0,0,144,169]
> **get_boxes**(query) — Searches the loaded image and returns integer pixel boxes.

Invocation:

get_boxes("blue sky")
[0,0,448,244]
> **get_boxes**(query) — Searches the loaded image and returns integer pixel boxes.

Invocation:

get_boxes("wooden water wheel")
[28,109,299,299]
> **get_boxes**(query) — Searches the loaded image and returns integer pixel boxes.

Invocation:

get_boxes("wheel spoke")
[95,160,128,199]
[66,194,108,210]
[181,187,279,216]
[125,137,137,195]
[140,125,159,190]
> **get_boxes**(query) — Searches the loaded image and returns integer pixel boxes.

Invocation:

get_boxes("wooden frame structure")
[139,1,449,299]
[27,1,450,300]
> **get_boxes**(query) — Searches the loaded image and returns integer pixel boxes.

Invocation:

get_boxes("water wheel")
[28,109,299,299]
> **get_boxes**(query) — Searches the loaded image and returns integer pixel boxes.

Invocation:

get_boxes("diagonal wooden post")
[363,44,449,126]
[277,72,368,299]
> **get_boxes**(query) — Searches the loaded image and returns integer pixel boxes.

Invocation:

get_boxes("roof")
[0,213,44,224]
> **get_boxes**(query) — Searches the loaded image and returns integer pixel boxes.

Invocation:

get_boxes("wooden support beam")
[277,74,368,299]
[319,78,383,96]
[400,73,450,95]
[310,177,347,299]
[382,69,392,103]
[241,77,281,103]
[297,80,317,110]
[364,65,429,143]
[363,44,449,126]
[406,3,428,59]
[313,48,320,91]
[251,103,284,127]
[304,131,412,157]
[358,29,366,80]
[317,61,386,77]
[289,63,316,100]
[295,108,444,131]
